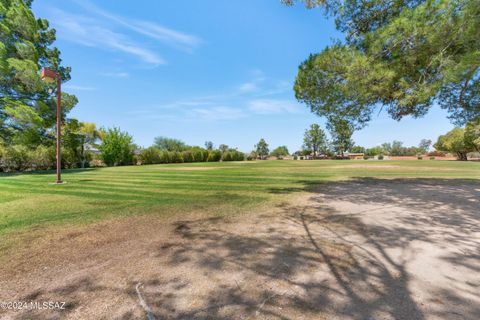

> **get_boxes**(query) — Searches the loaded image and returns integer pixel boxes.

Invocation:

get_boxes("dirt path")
[1,178,479,319]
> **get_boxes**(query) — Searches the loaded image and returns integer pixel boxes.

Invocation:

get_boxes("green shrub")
[169,151,184,163]
[207,150,222,162]
[191,148,209,162]
[31,146,55,170]
[62,148,80,168]
[182,150,195,163]
[429,156,435,160]
[232,150,245,161]
[139,147,162,164]
[99,127,134,166]
[1,145,32,171]
[377,154,384,160]
[221,152,233,161]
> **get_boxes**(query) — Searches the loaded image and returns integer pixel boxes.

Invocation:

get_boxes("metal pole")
[56,75,62,184]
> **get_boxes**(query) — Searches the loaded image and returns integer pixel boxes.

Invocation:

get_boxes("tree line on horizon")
[1,1,479,171]
[1,118,479,172]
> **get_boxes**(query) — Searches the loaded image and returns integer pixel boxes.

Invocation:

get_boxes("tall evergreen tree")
[0,0,77,146]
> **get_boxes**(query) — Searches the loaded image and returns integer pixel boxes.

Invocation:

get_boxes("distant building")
[346,153,364,160]
[84,144,101,155]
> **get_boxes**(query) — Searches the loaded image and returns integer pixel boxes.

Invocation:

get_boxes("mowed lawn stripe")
[1,160,479,238]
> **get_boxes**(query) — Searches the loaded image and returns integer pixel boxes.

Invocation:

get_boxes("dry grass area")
[1,178,479,320]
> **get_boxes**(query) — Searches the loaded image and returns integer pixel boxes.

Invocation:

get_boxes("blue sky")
[33,0,454,152]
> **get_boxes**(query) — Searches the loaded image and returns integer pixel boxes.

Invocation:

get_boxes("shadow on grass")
[0,167,99,177]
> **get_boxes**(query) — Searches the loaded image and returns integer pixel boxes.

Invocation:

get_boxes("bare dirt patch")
[1,179,479,319]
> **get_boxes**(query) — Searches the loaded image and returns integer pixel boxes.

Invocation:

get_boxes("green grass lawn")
[1,160,479,237]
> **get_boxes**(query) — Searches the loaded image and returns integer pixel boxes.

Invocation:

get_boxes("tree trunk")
[457,152,468,161]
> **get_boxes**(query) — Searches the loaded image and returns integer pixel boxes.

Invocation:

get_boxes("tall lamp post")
[41,68,63,184]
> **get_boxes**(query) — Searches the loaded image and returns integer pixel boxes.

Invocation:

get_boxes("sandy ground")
[0,178,479,320]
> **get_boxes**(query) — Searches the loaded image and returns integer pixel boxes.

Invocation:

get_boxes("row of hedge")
[0,145,90,172]
[0,145,247,172]
[138,147,245,164]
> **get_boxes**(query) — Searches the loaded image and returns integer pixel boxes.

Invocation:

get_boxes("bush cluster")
[138,147,244,165]
[0,144,103,172]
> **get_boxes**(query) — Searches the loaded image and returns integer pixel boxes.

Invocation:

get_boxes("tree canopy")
[433,125,479,160]
[99,127,134,166]
[303,123,327,157]
[255,138,269,159]
[0,0,77,145]
[464,119,480,152]
[153,136,188,152]
[287,0,480,126]
[271,145,289,159]
[327,118,354,156]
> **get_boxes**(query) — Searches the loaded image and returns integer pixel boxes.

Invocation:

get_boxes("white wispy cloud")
[124,71,299,121]
[63,84,96,91]
[73,0,201,52]
[248,99,300,114]
[99,72,130,78]
[50,8,165,66]
[238,82,258,93]
[192,107,246,121]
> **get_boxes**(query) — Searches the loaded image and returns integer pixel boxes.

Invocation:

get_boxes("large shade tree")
[285,0,480,126]
[434,127,475,161]
[0,0,77,146]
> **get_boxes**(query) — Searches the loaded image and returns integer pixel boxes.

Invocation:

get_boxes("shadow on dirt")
[10,178,480,320]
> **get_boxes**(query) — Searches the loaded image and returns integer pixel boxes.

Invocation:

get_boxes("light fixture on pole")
[41,68,64,184]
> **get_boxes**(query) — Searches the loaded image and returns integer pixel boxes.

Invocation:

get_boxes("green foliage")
[0,144,56,171]
[222,150,245,161]
[204,141,214,151]
[138,147,162,165]
[0,0,77,144]
[219,144,229,153]
[255,138,269,159]
[154,137,188,152]
[365,146,384,157]
[418,139,432,153]
[207,150,222,162]
[465,119,480,152]
[99,127,134,166]
[169,151,184,163]
[139,145,228,165]
[271,146,290,159]
[290,0,480,126]
[350,146,365,154]
[381,141,423,156]
[0,144,31,171]
[221,152,233,162]
[327,118,354,156]
[182,150,195,163]
[303,124,327,157]
[434,127,472,161]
